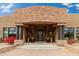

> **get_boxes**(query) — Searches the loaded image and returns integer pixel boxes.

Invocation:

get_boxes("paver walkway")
[0,48,78,56]
[0,43,12,48]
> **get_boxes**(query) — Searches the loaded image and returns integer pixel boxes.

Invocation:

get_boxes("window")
[3,27,8,38]
[68,27,74,38]
[8,27,17,36]
[76,27,79,40]
[64,27,68,39]
[3,27,17,38]
[64,27,74,39]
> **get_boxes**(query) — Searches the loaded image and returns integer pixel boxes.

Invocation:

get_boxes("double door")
[35,27,45,41]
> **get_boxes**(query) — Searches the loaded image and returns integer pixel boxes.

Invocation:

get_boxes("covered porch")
[15,21,65,43]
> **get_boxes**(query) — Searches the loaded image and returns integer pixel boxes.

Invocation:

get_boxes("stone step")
[17,43,64,49]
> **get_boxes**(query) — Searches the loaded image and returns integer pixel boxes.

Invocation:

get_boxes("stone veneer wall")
[0,6,79,40]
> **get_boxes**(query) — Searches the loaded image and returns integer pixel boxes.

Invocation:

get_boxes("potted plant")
[0,36,2,42]
[27,32,31,42]
[30,31,35,42]
[27,37,30,42]
[46,32,49,42]
[49,32,53,43]
[31,36,34,42]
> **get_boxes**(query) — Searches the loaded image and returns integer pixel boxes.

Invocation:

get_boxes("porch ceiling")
[15,21,66,27]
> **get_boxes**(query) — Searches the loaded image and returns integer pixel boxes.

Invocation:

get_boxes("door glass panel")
[38,31,43,41]
[35,27,45,41]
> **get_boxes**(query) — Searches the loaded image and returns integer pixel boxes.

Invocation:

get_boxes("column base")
[56,40,67,46]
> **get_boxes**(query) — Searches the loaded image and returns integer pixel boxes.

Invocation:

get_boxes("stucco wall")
[66,14,79,27]
[0,16,16,37]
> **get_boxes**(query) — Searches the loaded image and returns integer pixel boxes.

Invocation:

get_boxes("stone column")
[55,27,58,40]
[19,26,23,40]
[15,25,24,45]
[58,25,64,40]
[23,27,26,42]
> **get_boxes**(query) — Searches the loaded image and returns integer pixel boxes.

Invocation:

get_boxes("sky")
[0,3,79,16]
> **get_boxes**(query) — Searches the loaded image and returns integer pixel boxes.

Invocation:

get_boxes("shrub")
[5,36,16,44]
[67,38,76,45]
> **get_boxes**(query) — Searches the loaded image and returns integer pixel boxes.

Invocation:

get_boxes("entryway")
[25,24,56,43]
